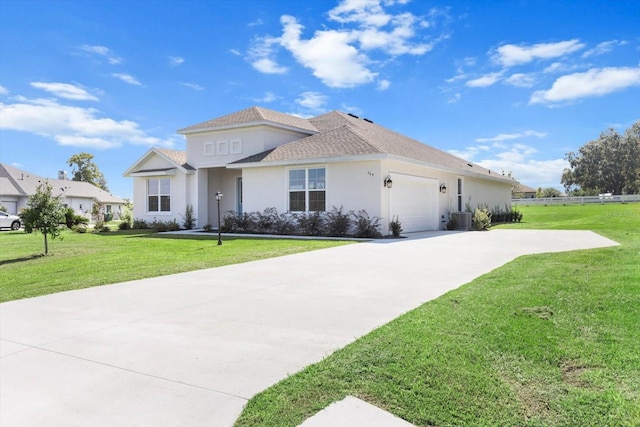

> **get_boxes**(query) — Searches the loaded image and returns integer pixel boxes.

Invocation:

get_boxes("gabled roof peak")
[178,106,318,134]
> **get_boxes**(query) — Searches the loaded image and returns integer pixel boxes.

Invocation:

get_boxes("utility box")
[452,212,472,230]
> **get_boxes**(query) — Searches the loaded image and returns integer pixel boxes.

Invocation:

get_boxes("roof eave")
[227,153,388,169]
[178,121,318,136]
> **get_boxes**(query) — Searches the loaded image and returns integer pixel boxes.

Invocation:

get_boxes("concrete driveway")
[0,230,617,426]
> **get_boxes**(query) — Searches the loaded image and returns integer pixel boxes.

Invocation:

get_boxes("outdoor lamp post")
[215,191,223,245]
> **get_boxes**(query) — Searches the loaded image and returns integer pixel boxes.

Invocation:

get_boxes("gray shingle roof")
[0,163,126,204]
[177,106,318,134]
[155,148,195,170]
[233,111,500,178]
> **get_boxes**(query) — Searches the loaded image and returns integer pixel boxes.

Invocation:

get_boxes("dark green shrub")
[389,215,402,237]
[118,221,131,230]
[182,205,196,230]
[297,211,325,236]
[354,210,382,238]
[72,224,88,233]
[132,219,150,229]
[325,205,352,237]
[273,213,297,235]
[203,223,214,232]
[255,207,279,233]
[446,214,458,230]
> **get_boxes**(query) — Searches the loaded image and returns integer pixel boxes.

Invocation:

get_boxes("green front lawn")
[235,203,640,427]
[0,230,352,302]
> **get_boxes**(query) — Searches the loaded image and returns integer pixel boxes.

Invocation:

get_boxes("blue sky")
[1,0,639,199]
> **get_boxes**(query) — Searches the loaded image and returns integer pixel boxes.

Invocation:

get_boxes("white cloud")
[492,39,585,67]
[477,157,568,188]
[179,82,205,90]
[248,36,288,74]
[279,15,376,88]
[252,57,288,74]
[0,85,9,95]
[504,73,536,88]
[377,79,391,90]
[111,73,142,86]
[30,82,98,101]
[169,56,184,66]
[295,91,328,112]
[475,130,547,143]
[229,49,242,56]
[79,44,122,64]
[582,40,627,58]
[530,66,640,105]
[466,71,503,87]
[0,96,174,149]
[248,0,446,88]
[252,92,279,103]
[328,0,393,27]
[451,142,566,187]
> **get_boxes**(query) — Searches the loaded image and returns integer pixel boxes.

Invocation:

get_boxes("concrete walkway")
[0,230,617,427]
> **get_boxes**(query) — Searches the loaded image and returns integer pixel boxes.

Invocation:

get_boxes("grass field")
[234,203,640,427]
[0,230,352,302]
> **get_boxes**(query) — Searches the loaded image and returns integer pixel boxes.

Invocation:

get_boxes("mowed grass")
[235,203,640,427]
[0,231,352,302]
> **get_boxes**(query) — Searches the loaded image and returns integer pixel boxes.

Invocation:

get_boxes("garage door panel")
[390,175,439,232]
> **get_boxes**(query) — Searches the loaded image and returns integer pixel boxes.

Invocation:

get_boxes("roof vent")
[347,113,359,118]
[467,163,473,167]
[363,118,373,123]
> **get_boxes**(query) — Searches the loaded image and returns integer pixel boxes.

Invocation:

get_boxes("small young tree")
[20,181,67,255]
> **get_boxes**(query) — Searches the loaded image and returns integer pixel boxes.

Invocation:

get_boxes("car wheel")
[11,220,20,230]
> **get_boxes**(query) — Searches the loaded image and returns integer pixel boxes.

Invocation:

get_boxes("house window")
[231,139,242,154]
[217,140,229,155]
[204,143,214,156]
[148,178,171,212]
[288,168,326,212]
[457,178,463,212]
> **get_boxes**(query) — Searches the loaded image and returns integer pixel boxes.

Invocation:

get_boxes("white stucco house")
[0,163,126,220]
[124,106,515,233]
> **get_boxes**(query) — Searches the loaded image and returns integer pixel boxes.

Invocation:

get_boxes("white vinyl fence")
[512,194,640,206]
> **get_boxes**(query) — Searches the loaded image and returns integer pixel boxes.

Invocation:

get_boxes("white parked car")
[0,210,22,230]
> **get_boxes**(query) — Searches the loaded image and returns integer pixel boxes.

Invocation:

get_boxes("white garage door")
[390,174,439,232]
[1,201,18,215]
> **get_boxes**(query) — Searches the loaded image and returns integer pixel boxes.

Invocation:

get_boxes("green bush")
[354,210,382,238]
[472,207,491,231]
[181,205,196,230]
[297,211,325,236]
[389,215,402,237]
[132,219,150,229]
[325,206,353,237]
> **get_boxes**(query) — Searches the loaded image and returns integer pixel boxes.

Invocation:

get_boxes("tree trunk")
[44,233,49,255]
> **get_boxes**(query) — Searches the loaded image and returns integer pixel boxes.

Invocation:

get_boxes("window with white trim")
[457,178,463,212]
[288,167,326,212]
[147,178,171,212]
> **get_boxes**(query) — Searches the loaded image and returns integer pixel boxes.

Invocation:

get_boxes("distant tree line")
[562,120,639,195]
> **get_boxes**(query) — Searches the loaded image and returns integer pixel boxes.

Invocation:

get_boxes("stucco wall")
[186,126,311,169]
[130,153,193,225]
[463,176,512,212]
[240,160,383,218]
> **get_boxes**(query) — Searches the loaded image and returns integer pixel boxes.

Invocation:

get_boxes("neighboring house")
[513,183,537,199]
[124,106,516,233]
[0,163,126,220]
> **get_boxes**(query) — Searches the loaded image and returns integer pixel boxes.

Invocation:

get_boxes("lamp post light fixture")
[383,175,393,189]
[215,191,223,245]
[440,183,447,194]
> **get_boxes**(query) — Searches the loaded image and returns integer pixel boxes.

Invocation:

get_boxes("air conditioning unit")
[452,212,472,230]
